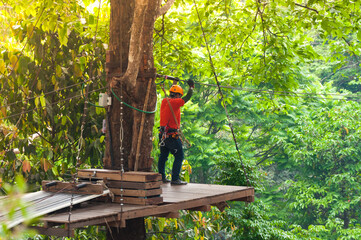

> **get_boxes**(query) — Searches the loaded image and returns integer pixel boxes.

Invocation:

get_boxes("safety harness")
[159,125,180,146]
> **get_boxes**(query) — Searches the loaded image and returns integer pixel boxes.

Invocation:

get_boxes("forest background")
[1,0,361,239]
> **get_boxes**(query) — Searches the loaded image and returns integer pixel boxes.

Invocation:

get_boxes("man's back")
[160,97,185,129]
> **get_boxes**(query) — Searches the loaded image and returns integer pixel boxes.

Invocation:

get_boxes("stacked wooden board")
[77,169,163,205]
[42,180,105,195]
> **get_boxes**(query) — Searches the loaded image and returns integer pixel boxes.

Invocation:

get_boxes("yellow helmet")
[169,85,183,96]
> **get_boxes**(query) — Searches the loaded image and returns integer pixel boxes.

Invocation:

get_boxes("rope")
[111,88,157,114]
[193,0,251,187]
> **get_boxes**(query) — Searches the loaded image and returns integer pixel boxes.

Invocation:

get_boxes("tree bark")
[105,0,160,172]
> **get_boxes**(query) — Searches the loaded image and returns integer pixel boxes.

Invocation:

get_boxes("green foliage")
[146,207,232,240]
[3,0,361,239]
[281,99,361,238]
[226,202,319,240]
[0,0,108,186]
[0,176,38,239]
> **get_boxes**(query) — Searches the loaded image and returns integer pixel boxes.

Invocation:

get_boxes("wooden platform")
[35,183,254,237]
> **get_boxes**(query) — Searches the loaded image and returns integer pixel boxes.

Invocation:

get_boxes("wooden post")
[106,218,146,240]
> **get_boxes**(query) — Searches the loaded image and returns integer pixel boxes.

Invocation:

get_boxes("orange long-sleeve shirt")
[160,98,185,129]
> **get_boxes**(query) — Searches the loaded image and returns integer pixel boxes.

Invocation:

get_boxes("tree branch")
[294,3,319,14]
[111,0,148,89]
[321,61,361,84]
[156,0,175,18]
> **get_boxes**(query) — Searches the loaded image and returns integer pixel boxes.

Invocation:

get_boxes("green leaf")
[40,96,46,107]
[34,97,40,107]
[61,116,67,125]
[79,56,86,65]
[17,56,29,74]
[357,30,361,41]
[56,65,62,77]
[89,15,95,25]
[74,63,82,77]
[58,26,68,46]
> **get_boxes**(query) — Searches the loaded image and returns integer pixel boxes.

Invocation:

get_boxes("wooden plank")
[152,211,180,218]
[119,188,254,220]
[161,183,250,194]
[114,196,163,205]
[78,169,161,182]
[234,195,255,202]
[110,188,162,197]
[43,221,61,228]
[78,169,122,181]
[186,205,211,212]
[122,171,161,182]
[42,181,104,195]
[70,216,120,229]
[41,203,147,223]
[31,226,74,237]
[211,201,228,212]
[102,219,126,228]
[106,180,162,189]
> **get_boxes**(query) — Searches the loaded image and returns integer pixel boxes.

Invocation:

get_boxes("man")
[158,80,194,185]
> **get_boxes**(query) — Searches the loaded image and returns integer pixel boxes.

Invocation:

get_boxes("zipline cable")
[81,82,105,108]
[0,87,106,121]
[3,76,360,124]
[193,0,251,187]
[0,76,102,109]
[155,74,360,101]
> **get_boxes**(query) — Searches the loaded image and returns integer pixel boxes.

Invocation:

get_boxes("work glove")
[187,79,195,89]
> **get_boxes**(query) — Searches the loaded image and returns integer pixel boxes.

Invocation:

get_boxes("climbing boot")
[171,179,187,185]
[162,178,171,183]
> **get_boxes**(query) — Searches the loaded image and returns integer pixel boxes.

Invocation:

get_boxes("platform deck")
[38,183,254,235]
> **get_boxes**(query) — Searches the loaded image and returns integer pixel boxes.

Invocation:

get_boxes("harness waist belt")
[159,126,178,133]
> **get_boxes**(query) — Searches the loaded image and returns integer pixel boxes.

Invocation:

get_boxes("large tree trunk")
[105,0,159,172]
[104,0,165,239]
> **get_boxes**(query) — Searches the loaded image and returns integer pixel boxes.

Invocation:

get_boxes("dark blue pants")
[158,134,184,181]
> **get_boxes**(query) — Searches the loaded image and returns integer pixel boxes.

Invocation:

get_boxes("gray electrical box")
[99,93,111,106]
